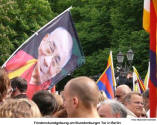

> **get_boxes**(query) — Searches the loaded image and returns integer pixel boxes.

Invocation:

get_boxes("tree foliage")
[0,0,54,65]
[0,0,149,90]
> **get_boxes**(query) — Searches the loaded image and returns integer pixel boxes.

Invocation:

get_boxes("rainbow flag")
[133,66,146,93]
[143,0,157,117]
[97,51,116,99]
[107,51,117,89]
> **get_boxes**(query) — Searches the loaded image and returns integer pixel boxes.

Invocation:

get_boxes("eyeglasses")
[115,95,122,99]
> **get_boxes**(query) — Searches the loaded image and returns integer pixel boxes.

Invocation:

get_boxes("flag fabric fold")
[144,62,150,89]
[143,0,157,117]
[3,7,85,99]
[133,66,146,93]
[97,51,116,99]
[143,0,150,32]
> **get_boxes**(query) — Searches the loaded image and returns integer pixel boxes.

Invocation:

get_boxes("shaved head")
[65,76,99,107]
[63,76,100,117]
[117,85,131,94]
[115,85,131,103]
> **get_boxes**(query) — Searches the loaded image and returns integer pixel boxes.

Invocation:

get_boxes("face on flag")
[30,27,73,84]
[4,10,85,98]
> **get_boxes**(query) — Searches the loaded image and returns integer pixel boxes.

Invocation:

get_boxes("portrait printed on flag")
[30,27,73,85]
[4,11,85,98]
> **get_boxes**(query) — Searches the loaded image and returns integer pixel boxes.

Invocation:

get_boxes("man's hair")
[52,93,63,110]
[0,67,10,101]
[11,77,27,93]
[99,100,127,117]
[32,90,58,116]
[142,89,149,99]
[68,76,99,108]
[0,98,41,117]
[123,92,142,104]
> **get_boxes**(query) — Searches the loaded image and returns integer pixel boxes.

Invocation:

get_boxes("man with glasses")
[123,92,144,118]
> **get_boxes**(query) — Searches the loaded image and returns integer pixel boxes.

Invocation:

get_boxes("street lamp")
[117,49,134,71]
[117,52,124,64]
[116,49,134,87]
[126,49,134,68]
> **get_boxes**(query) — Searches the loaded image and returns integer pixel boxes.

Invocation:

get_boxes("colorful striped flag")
[97,51,116,99]
[143,0,157,117]
[143,0,150,32]
[107,51,117,90]
[133,66,146,93]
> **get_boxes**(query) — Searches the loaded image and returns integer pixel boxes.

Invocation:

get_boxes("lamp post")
[116,49,134,87]
[126,49,134,68]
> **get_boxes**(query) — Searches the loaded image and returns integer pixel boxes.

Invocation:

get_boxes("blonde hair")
[0,67,10,102]
[0,98,41,118]
[98,91,107,103]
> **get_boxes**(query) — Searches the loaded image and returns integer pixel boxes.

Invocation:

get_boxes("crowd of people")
[0,67,149,118]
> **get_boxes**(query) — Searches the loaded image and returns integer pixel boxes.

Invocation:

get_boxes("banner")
[3,7,85,98]
[144,62,150,89]
[143,0,157,117]
[97,51,115,99]
[133,66,146,93]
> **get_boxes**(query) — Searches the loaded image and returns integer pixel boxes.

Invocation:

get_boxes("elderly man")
[123,92,144,118]
[5,27,73,99]
[63,76,100,118]
[31,27,73,84]
[115,84,131,103]
[98,99,127,118]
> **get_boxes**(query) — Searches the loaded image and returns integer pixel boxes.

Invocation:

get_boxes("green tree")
[0,0,55,65]
[110,0,149,76]
[0,0,150,90]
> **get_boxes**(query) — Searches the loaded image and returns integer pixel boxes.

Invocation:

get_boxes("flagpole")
[110,51,117,91]
[2,6,73,67]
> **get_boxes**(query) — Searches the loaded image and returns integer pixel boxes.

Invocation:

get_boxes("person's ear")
[72,97,79,108]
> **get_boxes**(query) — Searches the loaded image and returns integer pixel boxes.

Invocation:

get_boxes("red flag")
[144,0,157,117]
[149,0,157,117]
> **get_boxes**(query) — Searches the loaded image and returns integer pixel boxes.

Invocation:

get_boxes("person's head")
[0,98,41,117]
[32,90,58,116]
[34,27,73,84]
[98,100,127,118]
[123,92,144,117]
[142,89,149,112]
[11,77,27,98]
[0,67,11,102]
[126,71,133,79]
[115,84,131,103]
[52,93,63,110]
[98,91,107,103]
[63,76,99,118]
